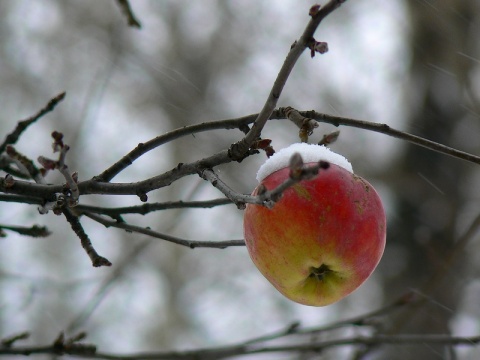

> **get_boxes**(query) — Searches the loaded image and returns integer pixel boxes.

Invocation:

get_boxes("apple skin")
[243,162,386,306]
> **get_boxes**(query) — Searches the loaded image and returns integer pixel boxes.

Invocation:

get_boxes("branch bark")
[229,0,347,160]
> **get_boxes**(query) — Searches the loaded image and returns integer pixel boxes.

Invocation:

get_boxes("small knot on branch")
[228,141,252,162]
[281,106,319,142]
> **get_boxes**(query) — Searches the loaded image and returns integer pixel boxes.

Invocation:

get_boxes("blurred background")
[1,0,480,359]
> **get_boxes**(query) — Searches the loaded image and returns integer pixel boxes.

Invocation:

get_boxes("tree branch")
[244,292,417,346]
[229,0,347,160]
[300,110,480,165]
[0,92,66,155]
[115,0,141,28]
[63,209,112,267]
[2,106,479,205]
[75,198,232,217]
[95,117,252,182]
[82,212,245,249]
[1,333,479,359]
[0,292,473,359]
[0,224,50,238]
[200,156,330,209]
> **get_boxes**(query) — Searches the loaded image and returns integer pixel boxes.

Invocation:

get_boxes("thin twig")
[244,291,417,346]
[0,92,66,155]
[75,198,232,217]
[116,0,141,28]
[95,117,253,182]
[0,194,47,205]
[68,181,215,331]
[229,0,346,160]
[0,154,32,179]
[1,332,30,348]
[1,333,479,359]
[199,169,252,209]
[83,212,245,249]
[0,150,234,200]
[200,156,330,209]
[300,110,480,165]
[5,146,45,184]
[2,105,480,203]
[0,224,50,237]
[63,209,112,267]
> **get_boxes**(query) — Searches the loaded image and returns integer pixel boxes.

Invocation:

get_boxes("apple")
[243,144,386,306]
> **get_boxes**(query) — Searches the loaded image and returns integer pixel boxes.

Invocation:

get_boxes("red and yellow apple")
[243,144,386,306]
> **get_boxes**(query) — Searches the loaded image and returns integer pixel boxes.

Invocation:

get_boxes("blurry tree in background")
[378,0,480,359]
[0,1,480,359]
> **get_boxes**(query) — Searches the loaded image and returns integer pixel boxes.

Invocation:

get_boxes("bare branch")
[298,110,480,165]
[242,293,416,347]
[95,117,253,182]
[0,293,471,359]
[200,156,330,209]
[63,209,112,267]
[0,224,50,238]
[0,331,96,357]
[75,198,232,217]
[199,169,251,209]
[293,291,418,337]
[0,149,228,200]
[2,105,479,205]
[246,334,480,356]
[0,155,32,179]
[90,105,480,200]
[2,333,479,359]
[5,145,44,183]
[1,332,30,348]
[229,0,346,160]
[82,212,245,249]
[0,92,66,155]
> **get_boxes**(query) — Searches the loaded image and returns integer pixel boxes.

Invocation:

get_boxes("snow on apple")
[244,144,386,306]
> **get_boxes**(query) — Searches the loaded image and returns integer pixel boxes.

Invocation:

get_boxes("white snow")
[256,143,353,182]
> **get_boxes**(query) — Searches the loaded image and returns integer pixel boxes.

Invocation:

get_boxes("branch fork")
[201,153,330,209]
